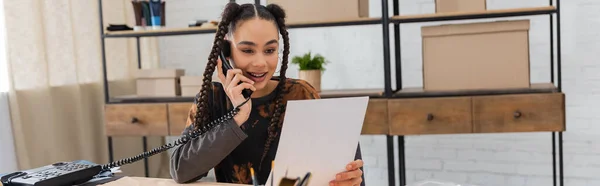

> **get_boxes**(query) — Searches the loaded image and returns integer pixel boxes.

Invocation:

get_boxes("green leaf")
[290,51,329,70]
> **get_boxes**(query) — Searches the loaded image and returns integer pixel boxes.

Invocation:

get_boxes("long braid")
[259,4,289,168]
[192,3,242,130]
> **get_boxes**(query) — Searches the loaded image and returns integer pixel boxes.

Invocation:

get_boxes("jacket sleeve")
[169,91,248,183]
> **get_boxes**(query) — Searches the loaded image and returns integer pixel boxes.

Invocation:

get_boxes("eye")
[241,49,254,54]
[265,49,276,54]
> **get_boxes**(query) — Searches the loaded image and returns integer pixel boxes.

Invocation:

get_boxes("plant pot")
[298,69,321,92]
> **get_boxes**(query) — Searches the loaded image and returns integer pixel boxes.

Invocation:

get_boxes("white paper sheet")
[266,96,369,186]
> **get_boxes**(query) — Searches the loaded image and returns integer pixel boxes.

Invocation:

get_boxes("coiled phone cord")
[100,97,251,171]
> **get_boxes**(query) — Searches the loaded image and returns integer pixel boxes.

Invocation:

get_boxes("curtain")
[0,92,18,174]
[4,0,169,178]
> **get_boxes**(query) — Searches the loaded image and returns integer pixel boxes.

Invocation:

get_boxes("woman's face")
[229,18,280,92]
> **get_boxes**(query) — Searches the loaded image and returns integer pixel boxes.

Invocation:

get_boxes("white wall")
[159,0,597,185]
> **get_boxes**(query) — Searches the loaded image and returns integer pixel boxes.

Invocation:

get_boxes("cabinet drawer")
[473,93,565,133]
[361,99,389,135]
[104,103,169,136]
[168,103,194,135]
[389,97,472,135]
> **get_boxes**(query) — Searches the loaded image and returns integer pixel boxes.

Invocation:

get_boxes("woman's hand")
[217,58,256,126]
[330,160,364,186]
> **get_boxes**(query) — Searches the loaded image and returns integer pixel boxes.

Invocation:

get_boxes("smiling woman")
[169,2,365,186]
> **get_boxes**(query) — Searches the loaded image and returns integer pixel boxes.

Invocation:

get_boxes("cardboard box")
[180,76,220,97]
[421,20,530,91]
[136,69,185,97]
[180,76,202,97]
[435,0,486,13]
[267,0,368,23]
[180,76,203,86]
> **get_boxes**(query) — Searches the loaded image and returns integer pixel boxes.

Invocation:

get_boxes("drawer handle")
[513,111,522,119]
[131,117,140,124]
[427,113,434,121]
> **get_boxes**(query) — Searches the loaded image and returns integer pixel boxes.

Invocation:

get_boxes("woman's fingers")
[233,82,257,94]
[228,82,256,99]
[225,69,242,87]
[335,169,362,181]
[232,73,255,86]
[346,160,364,171]
[330,177,363,186]
[216,59,226,83]
[352,177,363,186]
[227,73,254,92]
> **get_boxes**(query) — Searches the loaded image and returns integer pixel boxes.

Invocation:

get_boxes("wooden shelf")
[319,88,384,98]
[287,17,381,29]
[108,83,557,103]
[108,95,195,104]
[104,26,218,38]
[393,83,558,98]
[391,6,556,23]
[108,88,385,104]
[103,18,382,38]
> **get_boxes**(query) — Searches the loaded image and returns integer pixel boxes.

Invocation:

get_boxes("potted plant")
[291,52,329,92]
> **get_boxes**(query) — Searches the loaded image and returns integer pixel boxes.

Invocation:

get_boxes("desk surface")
[99,176,249,186]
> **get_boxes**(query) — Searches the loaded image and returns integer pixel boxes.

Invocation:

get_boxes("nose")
[251,53,268,68]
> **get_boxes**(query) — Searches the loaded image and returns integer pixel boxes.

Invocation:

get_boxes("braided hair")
[191,2,290,167]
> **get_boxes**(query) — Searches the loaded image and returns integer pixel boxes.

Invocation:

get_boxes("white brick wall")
[160,0,597,185]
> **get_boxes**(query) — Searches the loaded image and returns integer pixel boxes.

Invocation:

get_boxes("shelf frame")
[97,0,565,185]
[387,2,563,186]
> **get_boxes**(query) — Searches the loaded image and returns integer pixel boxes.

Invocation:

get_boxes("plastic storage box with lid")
[421,19,531,91]
[435,0,486,13]
[135,69,185,97]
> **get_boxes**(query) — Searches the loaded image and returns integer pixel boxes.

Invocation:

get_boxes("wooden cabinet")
[388,97,473,135]
[167,103,193,135]
[388,93,565,135]
[361,99,389,135]
[104,103,169,136]
[472,93,565,133]
[103,93,565,136]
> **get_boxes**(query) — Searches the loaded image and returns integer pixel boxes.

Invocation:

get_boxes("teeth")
[250,73,266,77]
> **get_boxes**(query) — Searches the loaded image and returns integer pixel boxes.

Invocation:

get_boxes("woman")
[169,2,365,186]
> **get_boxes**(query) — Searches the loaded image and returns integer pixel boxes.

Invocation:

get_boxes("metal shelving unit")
[386,1,562,186]
[98,0,563,185]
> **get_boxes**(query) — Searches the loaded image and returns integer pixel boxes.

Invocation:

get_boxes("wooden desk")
[99,176,247,186]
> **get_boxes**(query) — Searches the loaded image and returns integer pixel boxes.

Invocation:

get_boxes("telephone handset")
[219,40,253,99]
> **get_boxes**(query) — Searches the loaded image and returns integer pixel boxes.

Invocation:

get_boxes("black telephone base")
[1,160,102,186]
